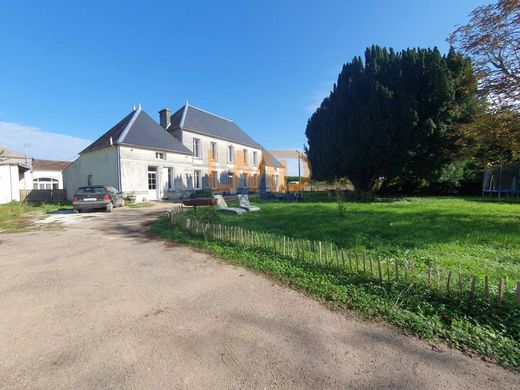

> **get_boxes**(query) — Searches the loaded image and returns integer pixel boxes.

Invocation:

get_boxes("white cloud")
[304,81,334,114]
[0,121,91,161]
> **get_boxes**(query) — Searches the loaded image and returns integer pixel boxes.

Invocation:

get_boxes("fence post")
[394,258,399,281]
[447,271,452,295]
[470,277,476,298]
[427,265,432,286]
[497,278,504,306]
[319,241,322,264]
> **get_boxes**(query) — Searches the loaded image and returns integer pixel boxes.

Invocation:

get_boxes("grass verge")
[0,201,71,232]
[150,217,520,369]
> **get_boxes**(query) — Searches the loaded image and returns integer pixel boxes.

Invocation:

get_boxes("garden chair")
[213,195,246,214]
[238,194,261,212]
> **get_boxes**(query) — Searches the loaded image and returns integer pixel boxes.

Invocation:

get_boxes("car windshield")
[76,186,106,195]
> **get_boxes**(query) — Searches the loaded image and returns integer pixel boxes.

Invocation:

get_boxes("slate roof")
[169,104,264,150]
[81,109,192,155]
[33,159,71,171]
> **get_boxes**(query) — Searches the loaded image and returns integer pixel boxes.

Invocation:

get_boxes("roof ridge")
[186,103,235,123]
[179,102,188,129]
[117,107,141,144]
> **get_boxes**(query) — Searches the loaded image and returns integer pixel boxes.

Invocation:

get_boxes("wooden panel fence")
[20,189,67,203]
[168,212,520,307]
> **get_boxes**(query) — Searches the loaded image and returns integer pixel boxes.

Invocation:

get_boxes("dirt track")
[1,204,518,389]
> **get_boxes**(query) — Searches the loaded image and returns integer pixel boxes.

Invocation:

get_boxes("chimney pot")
[159,108,171,129]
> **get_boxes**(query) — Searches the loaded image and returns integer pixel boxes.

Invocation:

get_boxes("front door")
[147,168,158,200]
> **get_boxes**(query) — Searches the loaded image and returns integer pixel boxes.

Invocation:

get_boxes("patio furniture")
[213,195,246,214]
[238,194,261,212]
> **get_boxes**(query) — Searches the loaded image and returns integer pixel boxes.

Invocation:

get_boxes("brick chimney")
[158,108,171,129]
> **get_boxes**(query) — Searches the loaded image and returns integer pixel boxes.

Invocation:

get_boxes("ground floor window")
[33,178,58,190]
[194,170,201,189]
[241,173,248,188]
[167,167,174,190]
[209,171,218,188]
[148,169,157,190]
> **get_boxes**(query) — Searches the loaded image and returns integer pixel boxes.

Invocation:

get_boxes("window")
[227,145,234,163]
[167,167,174,190]
[253,151,258,165]
[87,175,93,186]
[253,173,258,187]
[155,152,166,160]
[148,169,157,190]
[210,142,218,161]
[33,178,59,190]
[241,173,248,188]
[210,171,218,188]
[243,149,248,164]
[194,170,201,189]
[193,138,201,158]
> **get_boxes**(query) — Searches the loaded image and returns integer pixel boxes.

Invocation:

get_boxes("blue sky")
[0,0,486,165]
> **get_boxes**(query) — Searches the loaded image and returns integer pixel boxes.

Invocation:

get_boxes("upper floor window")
[155,152,166,160]
[193,138,201,158]
[210,142,218,161]
[227,145,234,163]
[253,151,258,165]
[243,149,248,164]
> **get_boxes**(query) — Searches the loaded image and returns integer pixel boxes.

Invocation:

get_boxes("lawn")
[218,196,520,282]
[0,202,71,232]
[151,195,520,368]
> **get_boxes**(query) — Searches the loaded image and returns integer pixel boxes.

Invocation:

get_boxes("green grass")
[0,201,71,232]
[150,195,520,368]
[127,202,153,208]
[150,217,520,368]
[218,196,520,282]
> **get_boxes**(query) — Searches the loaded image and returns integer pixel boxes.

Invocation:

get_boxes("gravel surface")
[1,203,518,389]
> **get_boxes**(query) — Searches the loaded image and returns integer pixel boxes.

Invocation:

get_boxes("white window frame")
[253,151,258,165]
[155,152,166,160]
[227,145,234,163]
[243,149,248,164]
[193,138,201,159]
[194,170,202,190]
[210,142,218,161]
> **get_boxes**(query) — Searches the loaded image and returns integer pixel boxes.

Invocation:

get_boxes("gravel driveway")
[0,203,518,389]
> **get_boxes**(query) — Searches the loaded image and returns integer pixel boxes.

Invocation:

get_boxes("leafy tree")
[305,46,478,192]
[449,0,520,109]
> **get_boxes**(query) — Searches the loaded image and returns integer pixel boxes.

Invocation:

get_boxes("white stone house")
[0,147,32,204]
[63,104,285,202]
[32,159,70,190]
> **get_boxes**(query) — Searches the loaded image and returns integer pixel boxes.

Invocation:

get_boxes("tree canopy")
[305,46,477,192]
[449,0,520,109]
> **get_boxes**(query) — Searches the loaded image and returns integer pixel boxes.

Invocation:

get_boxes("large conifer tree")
[305,46,477,192]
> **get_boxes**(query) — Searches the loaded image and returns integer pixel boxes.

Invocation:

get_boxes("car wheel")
[106,202,113,213]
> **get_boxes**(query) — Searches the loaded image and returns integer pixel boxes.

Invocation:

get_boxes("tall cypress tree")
[305,45,477,192]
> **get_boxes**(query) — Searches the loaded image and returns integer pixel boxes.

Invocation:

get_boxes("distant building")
[32,159,70,190]
[0,147,32,203]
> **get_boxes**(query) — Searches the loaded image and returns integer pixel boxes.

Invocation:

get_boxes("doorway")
[147,167,158,200]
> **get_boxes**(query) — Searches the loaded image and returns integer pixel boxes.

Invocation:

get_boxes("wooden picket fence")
[171,215,520,307]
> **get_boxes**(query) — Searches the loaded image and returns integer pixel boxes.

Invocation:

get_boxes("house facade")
[63,104,284,202]
[0,147,32,204]
[32,159,70,190]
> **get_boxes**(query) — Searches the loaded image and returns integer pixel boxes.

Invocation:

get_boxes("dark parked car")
[72,186,125,213]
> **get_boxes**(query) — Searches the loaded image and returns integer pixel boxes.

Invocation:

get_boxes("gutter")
[116,146,122,191]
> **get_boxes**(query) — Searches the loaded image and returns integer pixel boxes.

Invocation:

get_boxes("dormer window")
[155,152,166,160]
[193,138,201,158]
